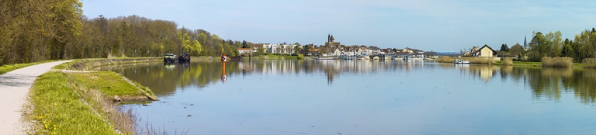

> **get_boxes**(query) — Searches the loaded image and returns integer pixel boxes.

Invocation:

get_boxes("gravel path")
[0,61,70,135]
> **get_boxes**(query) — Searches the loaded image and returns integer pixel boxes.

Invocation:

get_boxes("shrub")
[542,57,573,68]
[502,57,513,66]
[297,54,305,60]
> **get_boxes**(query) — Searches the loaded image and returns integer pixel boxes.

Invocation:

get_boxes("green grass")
[435,56,495,64]
[29,72,118,135]
[68,71,154,98]
[29,71,156,135]
[0,61,54,75]
[54,57,162,70]
[511,61,542,67]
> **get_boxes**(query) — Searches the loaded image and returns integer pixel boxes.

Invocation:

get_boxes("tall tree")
[509,43,524,55]
[500,44,509,52]
[242,40,248,48]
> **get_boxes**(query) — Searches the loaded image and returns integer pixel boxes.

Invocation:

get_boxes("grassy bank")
[29,72,119,135]
[29,72,156,134]
[54,57,161,70]
[435,56,590,68]
[29,58,162,134]
[0,61,54,75]
[436,56,495,64]
[68,71,157,101]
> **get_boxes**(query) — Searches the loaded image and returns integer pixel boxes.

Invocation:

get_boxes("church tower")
[523,35,528,50]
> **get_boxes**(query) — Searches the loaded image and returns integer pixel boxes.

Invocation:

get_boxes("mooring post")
[220,54,227,82]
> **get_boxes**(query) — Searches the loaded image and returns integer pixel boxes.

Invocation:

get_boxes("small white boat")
[454,59,470,64]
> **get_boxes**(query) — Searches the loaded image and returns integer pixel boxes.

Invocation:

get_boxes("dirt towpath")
[0,61,70,135]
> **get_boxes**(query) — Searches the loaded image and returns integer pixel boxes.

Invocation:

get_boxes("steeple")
[524,35,527,49]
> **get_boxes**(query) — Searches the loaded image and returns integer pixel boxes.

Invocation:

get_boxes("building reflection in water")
[108,60,596,104]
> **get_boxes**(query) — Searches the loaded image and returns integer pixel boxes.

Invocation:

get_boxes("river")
[106,60,596,134]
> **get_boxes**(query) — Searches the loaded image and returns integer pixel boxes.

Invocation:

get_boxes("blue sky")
[81,0,596,52]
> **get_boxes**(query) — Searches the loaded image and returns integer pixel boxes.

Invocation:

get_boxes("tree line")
[499,28,596,62]
[0,0,249,66]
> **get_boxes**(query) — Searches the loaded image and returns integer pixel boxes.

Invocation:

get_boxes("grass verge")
[28,72,118,135]
[29,71,156,134]
[29,58,160,134]
[68,71,157,101]
[54,57,161,70]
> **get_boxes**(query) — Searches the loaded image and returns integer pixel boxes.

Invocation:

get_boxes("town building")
[237,48,253,56]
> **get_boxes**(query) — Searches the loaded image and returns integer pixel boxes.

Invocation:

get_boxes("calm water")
[107,60,596,134]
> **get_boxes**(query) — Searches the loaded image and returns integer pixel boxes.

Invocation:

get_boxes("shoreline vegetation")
[435,56,590,69]
[28,58,161,134]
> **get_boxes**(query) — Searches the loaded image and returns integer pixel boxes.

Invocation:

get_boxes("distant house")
[308,48,319,56]
[237,48,253,55]
[358,46,369,55]
[477,44,497,57]
[331,48,342,56]
[402,47,414,54]
[369,46,380,54]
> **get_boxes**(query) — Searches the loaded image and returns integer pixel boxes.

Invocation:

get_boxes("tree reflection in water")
[107,61,596,104]
[457,65,596,104]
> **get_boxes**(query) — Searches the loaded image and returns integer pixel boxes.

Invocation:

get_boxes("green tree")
[509,43,524,55]
[192,40,203,56]
[257,46,265,55]
[303,45,311,55]
[242,40,248,48]
[500,44,509,52]
[529,31,547,61]
[294,45,302,55]
[561,38,574,58]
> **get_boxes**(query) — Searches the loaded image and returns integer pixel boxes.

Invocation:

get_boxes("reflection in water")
[107,61,596,104]
[106,61,596,134]
[456,65,498,82]
[457,65,596,104]
[106,60,426,96]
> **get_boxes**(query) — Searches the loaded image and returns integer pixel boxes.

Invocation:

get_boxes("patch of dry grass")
[435,56,455,63]
[542,57,573,68]
[435,56,495,64]
[502,57,513,66]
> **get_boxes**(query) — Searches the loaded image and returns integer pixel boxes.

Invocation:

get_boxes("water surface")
[108,60,596,134]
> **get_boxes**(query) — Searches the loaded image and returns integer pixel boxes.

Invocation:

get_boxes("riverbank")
[27,58,160,134]
[436,56,587,69]
[54,57,162,70]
